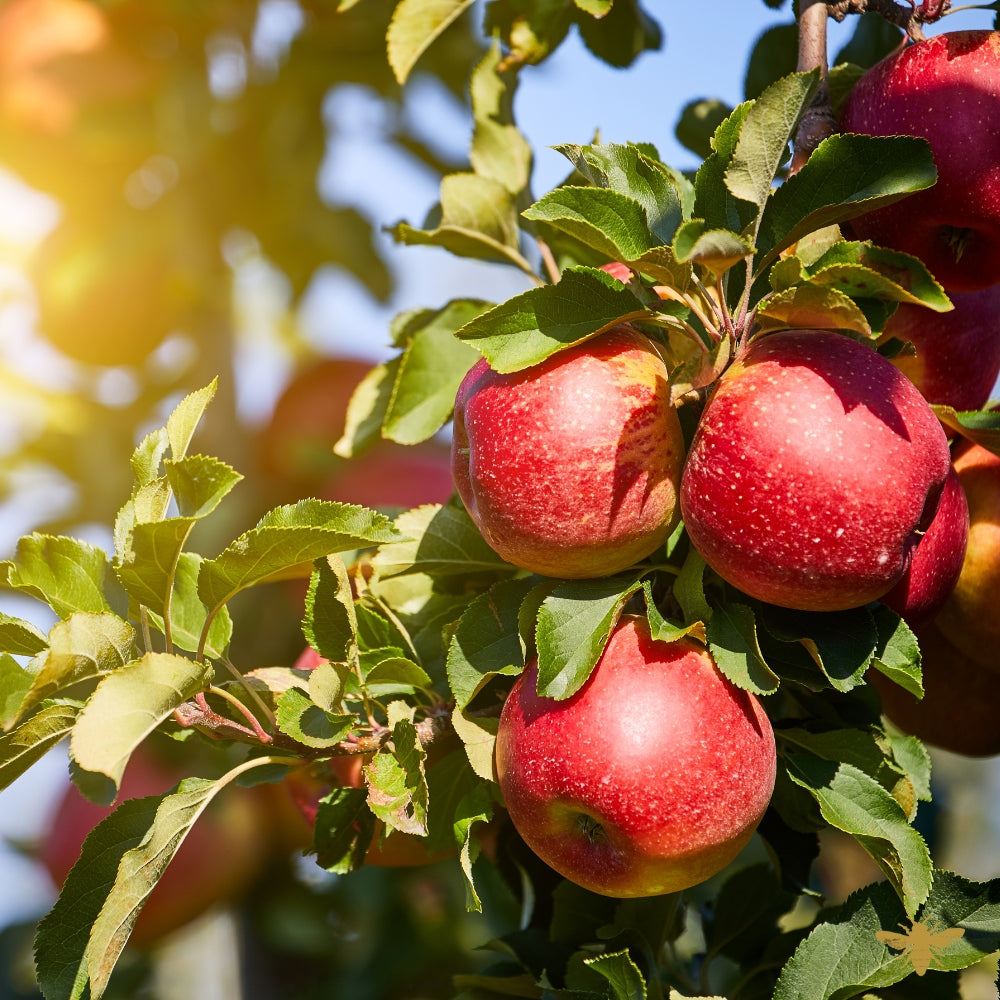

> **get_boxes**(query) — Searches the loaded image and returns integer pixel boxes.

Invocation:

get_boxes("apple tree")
[3,1,1000,998]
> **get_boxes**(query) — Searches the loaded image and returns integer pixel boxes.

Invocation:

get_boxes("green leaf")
[303,554,357,666]
[694,101,755,234]
[725,69,820,214]
[16,613,135,722]
[786,753,932,918]
[757,134,937,269]
[115,517,197,615]
[198,500,404,622]
[69,653,213,803]
[455,265,650,373]
[552,142,684,245]
[362,653,432,694]
[446,577,534,711]
[672,220,754,272]
[164,454,242,519]
[34,793,162,1000]
[523,186,659,261]
[35,758,270,1000]
[932,405,1000,455]
[641,580,704,645]
[390,173,532,271]
[760,605,878,692]
[386,0,476,85]
[535,572,645,700]
[675,99,733,161]
[773,872,1000,999]
[372,502,515,579]
[383,300,487,445]
[0,701,78,792]
[333,358,400,460]
[804,241,951,311]
[455,781,495,912]
[0,611,48,656]
[313,785,374,873]
[583,949,647,1000]
[673,544,711,625]
[130,427,169,490]
[146,552,233,660]
[706,602,779,695]
[1,534,125,620]
[870,605,922,698]
[469,41,532,196]
[365,720,428,835]
[0,654,31,728]
[275,687,354,748]
[755,284,873,337]
[166,379,218,463]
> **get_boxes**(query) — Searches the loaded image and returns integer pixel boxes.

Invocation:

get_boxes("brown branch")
[826,0,952,42]
[791,0,837,175]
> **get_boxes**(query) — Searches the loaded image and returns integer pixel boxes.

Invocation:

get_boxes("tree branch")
[791,0,836,175]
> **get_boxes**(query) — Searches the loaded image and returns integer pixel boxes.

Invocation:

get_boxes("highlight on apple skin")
[451,325,686,580]
[839,30,1000,292]
[679,329,952,612]
[494,615,776,898]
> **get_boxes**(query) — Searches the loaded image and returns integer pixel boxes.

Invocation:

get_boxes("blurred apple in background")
[933,439,1000,669]
[883,285,1000,412]
[257,356,454,512]
[37,745,269,947]
[870,621,1000,758]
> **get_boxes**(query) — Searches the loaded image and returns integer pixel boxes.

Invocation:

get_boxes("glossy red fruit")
[840,31,1000,291]
[680,330,952,611]
[880,466,968,627]
[883,285,1000,412]
[494,616,776,898]
[452,326,685,579]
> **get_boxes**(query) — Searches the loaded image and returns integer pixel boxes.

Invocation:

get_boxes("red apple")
[869,622,1000,757]
[880,466,968,627]
[38,746,269,946]
[494,616,776,898]
[839,31,1000,292]
[680,330,952,611]
[932,439,1000,669]
[452,325,685,579]
[258,356,454,510]
[882,285,1000,412]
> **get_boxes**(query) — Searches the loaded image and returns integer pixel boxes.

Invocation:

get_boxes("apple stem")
[537,239,562,285]
[791,0,836,175]
[207,684,273,743]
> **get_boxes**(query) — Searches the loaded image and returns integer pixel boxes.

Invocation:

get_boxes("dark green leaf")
[706,602,779,695]
[455,265,651,373]
[446,577,534,711]
[303,554,357,666]
[275,687,355,748]
[870,604,922,698]
[535,572,645,700]
[675,99,733,161]
[756,134,937,269]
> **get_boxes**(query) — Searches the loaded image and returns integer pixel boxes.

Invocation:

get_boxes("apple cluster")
[449,27,1000,897]
[838,29,1000,756]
